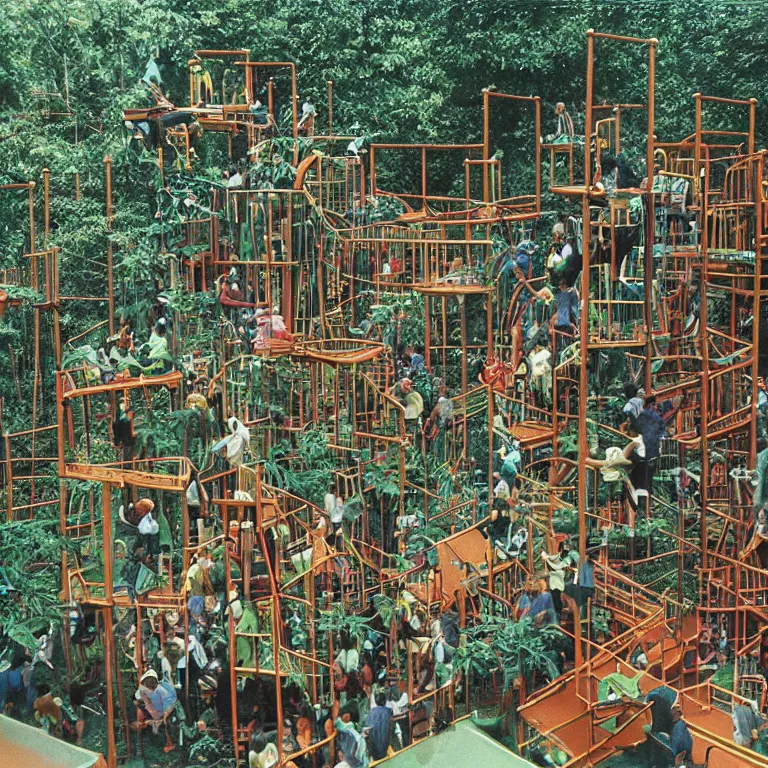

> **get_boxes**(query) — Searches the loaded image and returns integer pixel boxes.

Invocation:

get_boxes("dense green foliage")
[1,0,766,432]
[0,0,760,659]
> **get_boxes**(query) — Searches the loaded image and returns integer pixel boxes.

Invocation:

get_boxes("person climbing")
[732,700,766,748]
[298,98,316,134]
[553,278,579,336]
[631,395,669,492]
[0,649,35,715]
[406,345,425,376]
[325,486,345,530]
[541,544,569,618]
[499,439,523,491]
[553,102,575,142]
[511,240,539,281]
[390,377,413,407]
[225,164,242,189]
[134,497,161,560]
[577,543,605,618]
[669,706,694,765]
[113,396,135,452]
[357,310,377,339]
[424,392,454,449]
[212,417,251,467]
[528,581,557,626]
[365,691,393,760]
[145,317,171,370]
[134,668,177,738]
[110,315,135,352]
[61,683,87,744]
[621,381,644,430]
[249,733,279,768]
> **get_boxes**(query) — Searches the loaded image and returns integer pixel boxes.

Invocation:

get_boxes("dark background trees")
[0,0,764,432]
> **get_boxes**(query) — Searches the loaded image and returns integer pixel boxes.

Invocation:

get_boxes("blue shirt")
[555,288,579,328]
[670,718,693,757]
[579,557,595,588]
[366,705,393,760]
[409,353,425,375]
[136,679,177,718]
[622,397,643,422]
[529,592,557,624]
[635,407,666,460]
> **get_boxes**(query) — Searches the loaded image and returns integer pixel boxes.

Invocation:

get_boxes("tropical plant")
[455,612,564,693]
[0,514,73,652]
[317,603,372,643]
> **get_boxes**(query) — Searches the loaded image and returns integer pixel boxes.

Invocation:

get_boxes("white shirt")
[387,692,409,716]
[542,553,567,592]
[249,743,278,768]
[325,493,344,524]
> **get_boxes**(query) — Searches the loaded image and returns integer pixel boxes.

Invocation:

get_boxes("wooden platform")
[507,420,555,448]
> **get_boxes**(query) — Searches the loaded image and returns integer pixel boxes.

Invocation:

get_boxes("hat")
[134,498,155,517]
[164,610,180,627]
[140,668,159,683]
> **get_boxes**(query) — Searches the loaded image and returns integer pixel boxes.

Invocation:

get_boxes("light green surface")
[0,714,103,768]
[380,719,537,767]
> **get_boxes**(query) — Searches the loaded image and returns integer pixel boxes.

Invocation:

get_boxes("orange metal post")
[105,156,115,336]
[482,89,490,203]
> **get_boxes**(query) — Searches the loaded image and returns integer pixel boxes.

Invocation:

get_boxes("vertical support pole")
[748,99,757,156]
[30,177,41,458]
[56,372,66,477]
[266,196,273,312]
[750,152,765,470]
[424,298,431,372]
[694,93,703,193]
[189,62,196,107]
[369,145,377,197]
[28,182,37,286]
[697,93,710,567]
[459,297,468,394]
[534,96,542,214]
[487,382,494,511]
[4,435,12,522]
[291,66,298,139]
[677,444,685,605]
[578,30,595,563]
[105,156,115,337]
[102,606,118,768]
[285,195,294,331]
[43,168,50,244]
[644,40,658,397]
[223,503,241,764]
[327,80,333,134]
[482,89,490,203]
[103,482,114,603]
